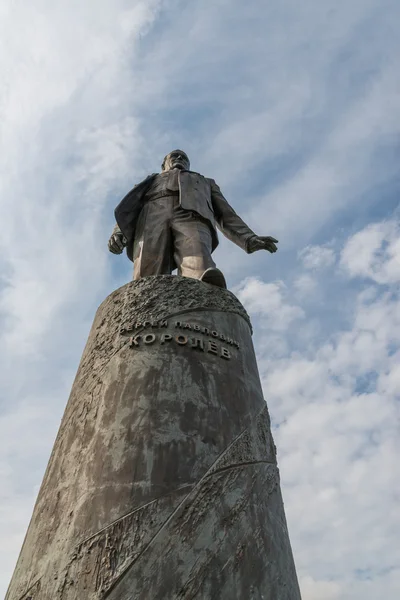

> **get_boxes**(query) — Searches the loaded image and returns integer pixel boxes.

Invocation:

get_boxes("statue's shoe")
[200,267,227,289]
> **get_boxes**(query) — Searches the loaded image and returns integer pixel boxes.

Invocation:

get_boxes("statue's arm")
[209,179,256,252]
[108,223,127,255]
[210,179,278,254]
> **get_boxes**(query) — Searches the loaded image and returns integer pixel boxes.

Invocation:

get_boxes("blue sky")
[1,1,400,598]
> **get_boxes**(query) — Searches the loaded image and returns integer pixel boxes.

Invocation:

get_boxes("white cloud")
[299,245,336,270]
[235,277,304,331]
[300,575,342,600]
[293,274,318,298]
[341,221,400,284]
[240,220,400,600]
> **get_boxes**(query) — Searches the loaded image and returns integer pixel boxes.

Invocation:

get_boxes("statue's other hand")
[248,235,279,254]
[108,232,127,254]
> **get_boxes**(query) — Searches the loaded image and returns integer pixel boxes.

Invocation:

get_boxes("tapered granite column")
[7,276,301,600]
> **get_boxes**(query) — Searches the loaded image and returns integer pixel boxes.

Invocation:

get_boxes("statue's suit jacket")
[114,171,256,261]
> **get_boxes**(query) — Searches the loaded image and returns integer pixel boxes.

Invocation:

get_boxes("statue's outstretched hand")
[248,235,279,254]
[108,230,127,254]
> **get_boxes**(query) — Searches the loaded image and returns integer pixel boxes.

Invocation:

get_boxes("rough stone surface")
[6,276,300,600]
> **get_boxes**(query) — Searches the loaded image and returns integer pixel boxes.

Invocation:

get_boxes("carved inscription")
[120,320,239,360]
[120,321,240,348]
[128,333,231,360]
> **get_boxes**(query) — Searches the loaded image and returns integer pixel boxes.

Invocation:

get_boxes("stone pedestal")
[7,276,301,600]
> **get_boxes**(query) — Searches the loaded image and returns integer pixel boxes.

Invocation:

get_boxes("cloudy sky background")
[1,0,399,597]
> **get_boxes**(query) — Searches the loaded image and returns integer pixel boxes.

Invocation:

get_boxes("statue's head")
[162,149,190,172]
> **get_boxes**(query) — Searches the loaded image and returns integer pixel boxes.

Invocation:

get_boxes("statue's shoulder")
[187,170,214,183]
[133,172,158,189]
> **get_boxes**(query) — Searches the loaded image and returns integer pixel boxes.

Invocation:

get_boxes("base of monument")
[6,276,300,600]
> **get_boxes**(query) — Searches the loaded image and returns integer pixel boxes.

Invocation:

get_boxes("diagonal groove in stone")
[103,405,270,598]
[58,486,194,599]
[17,578,41,600]
[77,483,194,548]
[205,459,276,478]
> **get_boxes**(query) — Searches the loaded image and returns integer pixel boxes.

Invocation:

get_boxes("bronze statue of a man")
[108,150,278,288]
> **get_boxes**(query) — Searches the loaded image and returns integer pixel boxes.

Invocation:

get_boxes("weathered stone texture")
[6,276,300,600]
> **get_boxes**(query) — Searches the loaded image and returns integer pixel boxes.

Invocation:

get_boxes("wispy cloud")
[238,219,400,599]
